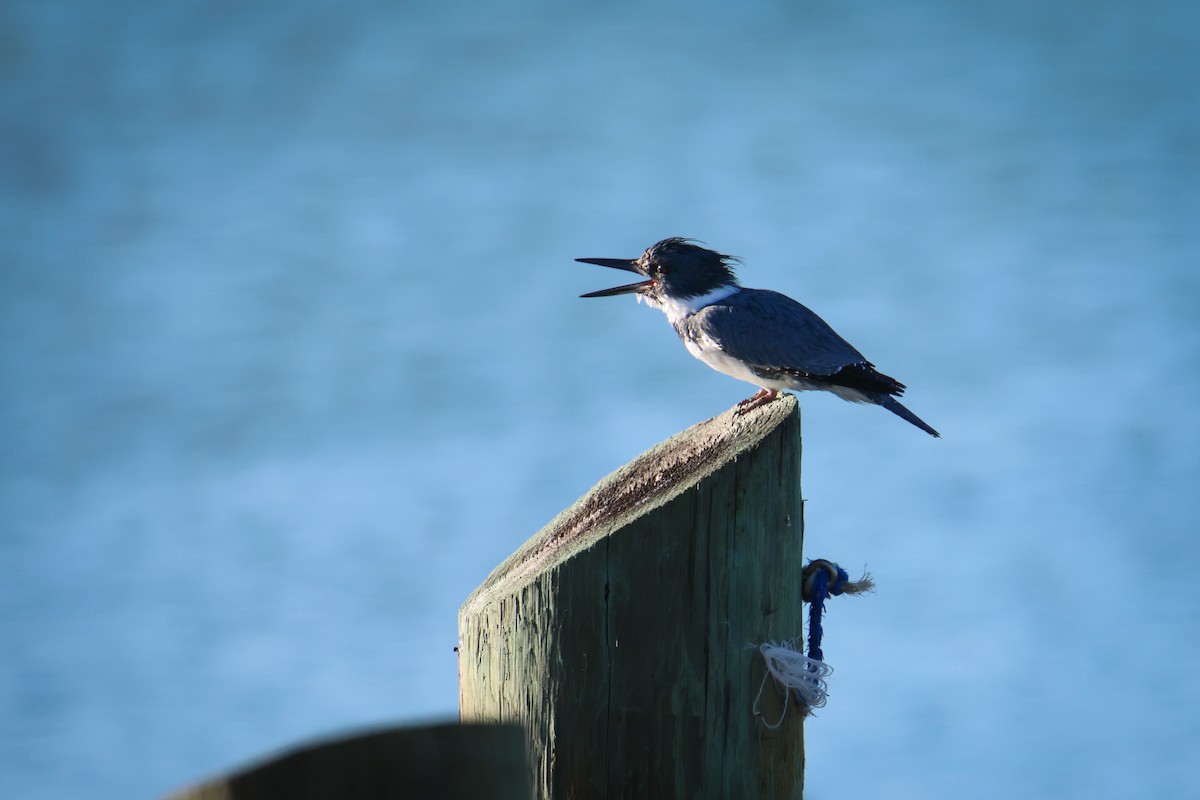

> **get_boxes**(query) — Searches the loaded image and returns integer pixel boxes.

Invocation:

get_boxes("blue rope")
[806,562,850,662]
[754,560,868,722]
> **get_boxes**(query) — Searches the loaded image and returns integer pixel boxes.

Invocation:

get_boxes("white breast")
[685,336,791,388]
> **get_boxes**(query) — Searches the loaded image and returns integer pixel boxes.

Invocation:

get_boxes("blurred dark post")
[166,722,528,800]
[459,396,806,799]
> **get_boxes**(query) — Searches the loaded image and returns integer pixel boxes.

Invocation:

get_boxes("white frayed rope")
[752,641,834,728]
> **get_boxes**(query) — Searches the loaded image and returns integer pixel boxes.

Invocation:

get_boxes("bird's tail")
[879,396,940,438]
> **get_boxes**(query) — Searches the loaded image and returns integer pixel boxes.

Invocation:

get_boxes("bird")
[576,237,939,437]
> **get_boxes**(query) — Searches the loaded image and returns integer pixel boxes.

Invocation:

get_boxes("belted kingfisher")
[576,237,939,437]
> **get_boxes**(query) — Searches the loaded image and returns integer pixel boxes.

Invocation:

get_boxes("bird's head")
[576,238,739,307]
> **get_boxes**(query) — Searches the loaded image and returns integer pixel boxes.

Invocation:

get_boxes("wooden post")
[459,396,805,799]
[166,722,529,800]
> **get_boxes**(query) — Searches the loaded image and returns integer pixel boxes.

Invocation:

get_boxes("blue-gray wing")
[684,289,906,395]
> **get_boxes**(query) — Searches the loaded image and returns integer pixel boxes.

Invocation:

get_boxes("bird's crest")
[642,238,741,298]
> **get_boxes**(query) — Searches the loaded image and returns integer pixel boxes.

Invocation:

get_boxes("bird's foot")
[734,389,779,416]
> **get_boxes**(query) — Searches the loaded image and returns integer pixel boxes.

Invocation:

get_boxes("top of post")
[461,396,800,617]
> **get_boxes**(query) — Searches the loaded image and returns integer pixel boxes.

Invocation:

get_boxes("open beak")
[575,257,652,298]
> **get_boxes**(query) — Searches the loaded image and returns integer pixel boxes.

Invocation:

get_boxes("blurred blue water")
[2,0,1198,797]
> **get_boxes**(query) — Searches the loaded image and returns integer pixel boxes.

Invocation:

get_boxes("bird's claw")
[734,389,779,416]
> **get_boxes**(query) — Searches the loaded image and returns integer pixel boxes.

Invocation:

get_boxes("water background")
[2,1,1198,797]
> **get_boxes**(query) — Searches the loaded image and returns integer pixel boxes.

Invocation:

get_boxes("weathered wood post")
[459,396,805,798]
[166,722,529,800]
